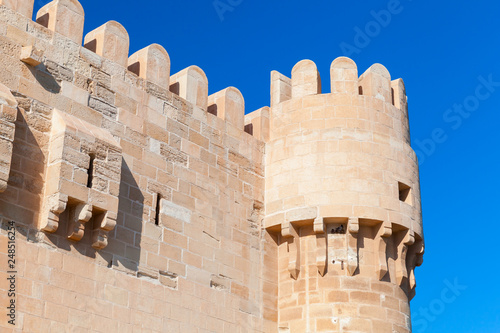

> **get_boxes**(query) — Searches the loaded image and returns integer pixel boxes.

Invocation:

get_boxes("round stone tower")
[264,57,424,333]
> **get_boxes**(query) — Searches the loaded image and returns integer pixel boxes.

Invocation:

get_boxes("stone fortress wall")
[0,0,424,332]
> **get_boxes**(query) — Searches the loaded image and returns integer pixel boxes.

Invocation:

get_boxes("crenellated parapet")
[0,0,268,244]
[0,0,258,139]
[0,0,273,289]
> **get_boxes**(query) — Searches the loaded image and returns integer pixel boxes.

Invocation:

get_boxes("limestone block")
[0,83,17,193]
[285,206,317,223]
[330,57,358,94]
[291,60,321,99]
[20,45,44,67]
[376,220,392,280]
[358,63,392,102]
[314,217,327,276]
[271,70,291,106]
[281,223,300,280]
[128,44,171,90]
[347,217,359,276]
[208,87,244,129]
[36,0,85,45]
[170,65,208,110]
[395,228,415,287]
[38,110,122,250]
[244,107,270,142]
[391,78,407,111]
[0,0,35,18]
[84,21,129,68]
[407,240,424,299]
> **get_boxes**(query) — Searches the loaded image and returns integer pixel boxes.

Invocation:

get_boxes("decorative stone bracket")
[396,228,415,287]
[346,217,359,276]
[273,210,423,292]
[407,240,424,300]
[281,207,319,280]
[67,203,92,241]
[38,110,121,249]
[376,220,393,280]
[281,220,301,280]
[280,218,329,279]
[314,217,327,277]
[345,218,394,279]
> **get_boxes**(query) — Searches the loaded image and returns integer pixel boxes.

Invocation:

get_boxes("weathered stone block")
[20,45,43,66]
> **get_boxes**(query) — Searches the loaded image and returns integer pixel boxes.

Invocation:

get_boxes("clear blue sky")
[33,0,500,331]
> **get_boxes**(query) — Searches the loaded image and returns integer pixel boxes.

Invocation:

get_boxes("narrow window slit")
[155,193,162,225]
[87,154,95,188]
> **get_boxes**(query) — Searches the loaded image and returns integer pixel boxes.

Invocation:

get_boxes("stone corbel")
[396,228,415,287]
[347,217,359,276]
[42,193,69,233]
[282,220,301,280]
[407,240,424,300]
[67,203,93,241]
[92,211,117,250]
[314,217,327,276]
[377,220,392,280]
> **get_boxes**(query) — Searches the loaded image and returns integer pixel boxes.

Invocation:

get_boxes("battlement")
[0,0,270,144]
[1,0,410,148]
[268,57,408,127]
[269,57,408,104]
[0,1,424,332]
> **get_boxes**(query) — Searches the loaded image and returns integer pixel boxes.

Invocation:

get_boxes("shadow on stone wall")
[0,95,144,274]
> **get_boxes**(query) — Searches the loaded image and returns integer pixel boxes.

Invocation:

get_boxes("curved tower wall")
[264,57,424,333]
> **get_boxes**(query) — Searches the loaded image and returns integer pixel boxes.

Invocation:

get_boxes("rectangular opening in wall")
[207,104,218,116]
[87,154,95,188]
[155,193,162,225]
[244,123,253,136]
[398,182,412,206]
[36,13,49,28]
[169,82,180,95]
[128,62,140,76]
